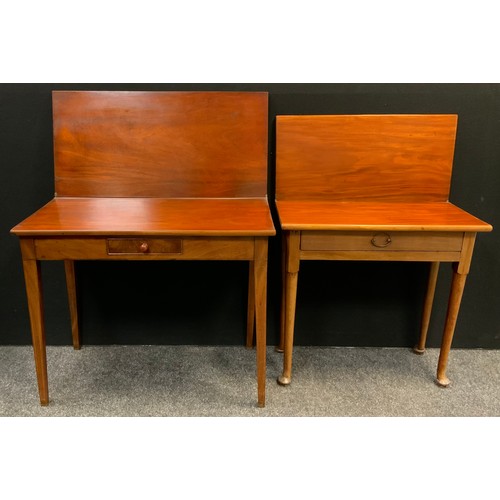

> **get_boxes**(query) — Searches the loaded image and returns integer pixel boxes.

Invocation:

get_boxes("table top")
[12,92,277,240]
[12,197,276,236]
[276,114,458,202]
[53,91,269,198]
[276,200,492,232]
[275,114,492,234]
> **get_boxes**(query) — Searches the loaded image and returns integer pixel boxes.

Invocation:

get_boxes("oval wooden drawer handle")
[139,241,149,252]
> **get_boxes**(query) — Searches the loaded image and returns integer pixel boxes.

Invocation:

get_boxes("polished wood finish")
[107,238,182,255]
[276,115,492,389]
[414,262,440,354]
[12,91,275,407]
[12,198,275,236]
[64,260,80,350]
[277,231,300,386]
[436,269,468,386]
[276,201,491,232]
[246,261,255,349]
[20,239,48,405]
[276,114,457,202]
[33,237,257,261]
[277,232,287,353]
[53,91,268,198]
[253,238,269,407]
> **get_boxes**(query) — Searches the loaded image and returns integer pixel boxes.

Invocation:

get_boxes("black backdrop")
[1,83,499,348]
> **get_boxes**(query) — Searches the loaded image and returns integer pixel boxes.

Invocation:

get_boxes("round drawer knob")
[139,242,149,253]
[371,233,392,248]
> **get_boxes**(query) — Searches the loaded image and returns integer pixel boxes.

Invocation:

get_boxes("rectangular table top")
[12,197,276,237]
[276,200,492,232]
[53,91,269,199]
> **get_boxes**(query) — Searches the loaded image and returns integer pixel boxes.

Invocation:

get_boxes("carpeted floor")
[1,345,499,416]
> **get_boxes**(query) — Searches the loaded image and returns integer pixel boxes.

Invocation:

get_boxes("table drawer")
[107,238,182,255]
[300,231,464,252]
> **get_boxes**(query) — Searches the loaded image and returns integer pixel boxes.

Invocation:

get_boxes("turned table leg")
[20,240,49,406]
[436,267,467,386]
[414,261,440,354]
[436,233,476,387]
[278,231,300,386]
[65,260,80,350]
[276,232,287,353]
[254,238,268,407]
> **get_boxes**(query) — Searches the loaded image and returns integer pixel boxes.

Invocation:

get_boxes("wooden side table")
[11,91,275,407]
[275,115,492,387]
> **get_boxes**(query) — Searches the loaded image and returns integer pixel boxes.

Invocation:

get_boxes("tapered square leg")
[254,238,268,407]
[21,240,48,406]
[245,261,255,348]
[65,260,80,350]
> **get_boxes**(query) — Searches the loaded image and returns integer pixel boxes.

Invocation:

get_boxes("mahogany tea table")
[11,91,275,407]
[273,114,492,388]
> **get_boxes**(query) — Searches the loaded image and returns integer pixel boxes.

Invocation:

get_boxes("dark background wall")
[1,83,499,348]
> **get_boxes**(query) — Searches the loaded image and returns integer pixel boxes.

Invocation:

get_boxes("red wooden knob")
[139,242,149,252]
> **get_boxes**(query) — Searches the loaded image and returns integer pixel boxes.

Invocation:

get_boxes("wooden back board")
[53,91,268,198]
[276,114,458,202]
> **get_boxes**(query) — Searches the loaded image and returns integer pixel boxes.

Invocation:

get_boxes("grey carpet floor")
[1,345,499,416]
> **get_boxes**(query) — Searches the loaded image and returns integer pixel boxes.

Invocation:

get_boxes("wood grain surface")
[14,90,274,408]
[53,91,268,198]
[276,200,492,232]
[11,197,276,236]
[276,114,458,201]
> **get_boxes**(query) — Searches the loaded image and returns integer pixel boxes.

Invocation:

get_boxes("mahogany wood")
[456,232,476,274]
[276,201,492,232]
[277,231,300,386]
[33,237,257,261]
[53,91,268,198]
[435,233,477,385]
[300,231,464,252]
[414,262,440,354]
[12,198,275,236]
[299,250,461,262]
[436,270,468,386]
[253,238,268,407]
[276,114,492,389]
[276,114,458,202]
[107,238,183,255]
[64,260,80,350]
[12,91,274,407]
[246,261,255,349]
[20,239,48,405]
[277,232,287,353]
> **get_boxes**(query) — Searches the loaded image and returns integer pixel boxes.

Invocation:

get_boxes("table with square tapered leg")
[274,115,492,387]
[11,91,275,407]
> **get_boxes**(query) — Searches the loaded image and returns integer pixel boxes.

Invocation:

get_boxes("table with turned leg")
[274,114,492,388]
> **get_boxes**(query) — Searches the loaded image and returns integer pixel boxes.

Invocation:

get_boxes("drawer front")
[34,237,254,260]
[107,238,182,255]
[300,231,464,252]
